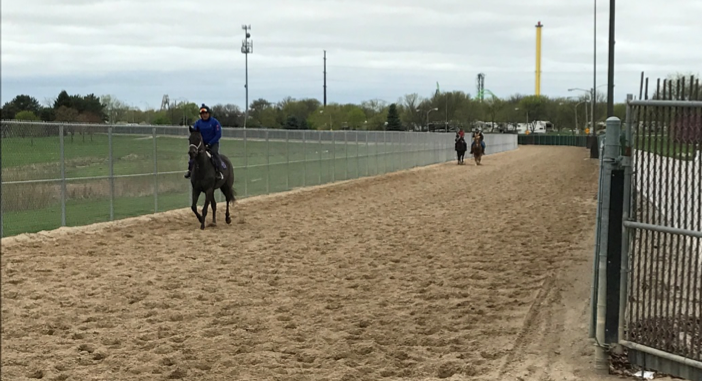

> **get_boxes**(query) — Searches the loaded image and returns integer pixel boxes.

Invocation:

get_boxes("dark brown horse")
[188,128,236,229]
[455,137,467,164]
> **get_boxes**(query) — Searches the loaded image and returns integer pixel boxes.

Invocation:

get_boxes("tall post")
[592,0,597,136]
[241,25,253,129]
[323,50,327,107]
[606,0,615,116]
[594,116,622,372]
[535,21,543,96]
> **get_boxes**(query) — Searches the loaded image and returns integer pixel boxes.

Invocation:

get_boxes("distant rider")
[471,129,486,155]
[185,104,224,180]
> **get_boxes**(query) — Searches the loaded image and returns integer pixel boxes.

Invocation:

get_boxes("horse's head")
[188,128,204,159]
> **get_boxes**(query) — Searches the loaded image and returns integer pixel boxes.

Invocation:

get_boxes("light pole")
[241,25,253,129]
[569,85,606,132]
[418,107,439,132]
[593,0,597,136]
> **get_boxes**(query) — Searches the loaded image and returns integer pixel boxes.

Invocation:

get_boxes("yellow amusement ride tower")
[535,21,543,96]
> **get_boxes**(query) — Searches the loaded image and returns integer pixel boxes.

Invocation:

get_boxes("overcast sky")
[2,0,700,110]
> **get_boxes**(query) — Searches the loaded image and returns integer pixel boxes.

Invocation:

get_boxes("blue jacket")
[193,117,222,146]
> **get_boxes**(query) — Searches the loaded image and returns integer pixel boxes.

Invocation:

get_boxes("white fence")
[0,121,518,237]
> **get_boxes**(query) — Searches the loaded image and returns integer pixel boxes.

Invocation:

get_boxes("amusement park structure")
[476,73,485,102]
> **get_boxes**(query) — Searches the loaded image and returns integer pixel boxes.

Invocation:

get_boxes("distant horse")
[188,128,236,230]
[470,135,483,165]
[455,137,467,164]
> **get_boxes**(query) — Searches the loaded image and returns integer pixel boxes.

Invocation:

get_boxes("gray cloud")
[2,0,700,108]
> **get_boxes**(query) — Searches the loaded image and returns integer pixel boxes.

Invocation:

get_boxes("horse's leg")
[191,190,203,224]
[200,192,210,230]
[209,189,217,226]
[222,187,233,225]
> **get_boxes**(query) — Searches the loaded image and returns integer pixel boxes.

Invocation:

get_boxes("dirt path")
[2,146,637,380]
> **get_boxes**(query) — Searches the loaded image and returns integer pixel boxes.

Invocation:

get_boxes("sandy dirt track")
[2,146,636,380]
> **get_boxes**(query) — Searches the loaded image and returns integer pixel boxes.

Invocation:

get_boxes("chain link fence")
[1,121,518,237]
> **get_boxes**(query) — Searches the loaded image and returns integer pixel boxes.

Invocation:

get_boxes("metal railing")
[0,121,518,237]
[590,74,701,380]
[622,85,701,379]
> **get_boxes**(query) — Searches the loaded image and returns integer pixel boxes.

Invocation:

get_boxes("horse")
[188,128,236,230]
[470,135,484,165]
[455,137,467,164]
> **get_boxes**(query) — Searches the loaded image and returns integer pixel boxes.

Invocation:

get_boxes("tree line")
[1,72,695,133]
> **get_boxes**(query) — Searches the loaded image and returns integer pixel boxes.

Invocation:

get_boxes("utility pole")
[591,0,599,158]
[241,25,253,128]
[323,50,327,107]
[606,0,615,116]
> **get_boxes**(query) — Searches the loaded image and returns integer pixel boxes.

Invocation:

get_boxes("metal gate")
[622,76,701,379]
[591,74,701,381]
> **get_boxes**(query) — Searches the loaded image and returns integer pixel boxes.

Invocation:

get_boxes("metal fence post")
[332,131,336,183]
[244,129,248,198]
[303,131,307,187]
[318,131,322,185]
[375,132,379,175]
[286,130,290,190]
[344,131,348,180]
[109,126,114,221]
[383,130,388,173]
[355,131,359,179]
[266,129,270,194]
[364,130,378,176]
[594,116,622,372]
[60,124,66,226]
[153,126,158,213]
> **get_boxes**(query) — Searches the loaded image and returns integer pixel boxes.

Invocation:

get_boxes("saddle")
[205,150,227,170]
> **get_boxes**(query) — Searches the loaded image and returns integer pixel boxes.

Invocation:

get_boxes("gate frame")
[592,93,702,380]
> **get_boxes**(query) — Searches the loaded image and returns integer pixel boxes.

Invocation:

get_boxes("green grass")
[634,134,698,160]
[1,133,449,237]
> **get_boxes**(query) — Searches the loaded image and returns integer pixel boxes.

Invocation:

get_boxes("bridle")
[189,134,203,154]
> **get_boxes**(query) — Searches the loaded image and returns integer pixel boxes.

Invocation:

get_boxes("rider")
[471,128,486,155]
[184,104,224,180]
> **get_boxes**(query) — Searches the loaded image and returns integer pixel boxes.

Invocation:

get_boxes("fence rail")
[0,121,517,238]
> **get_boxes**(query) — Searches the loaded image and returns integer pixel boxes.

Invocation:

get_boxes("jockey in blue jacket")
[185,104,224,180]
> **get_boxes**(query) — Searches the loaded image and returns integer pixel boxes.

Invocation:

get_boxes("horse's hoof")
[200,224,205,230]
[226,217,232,224]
